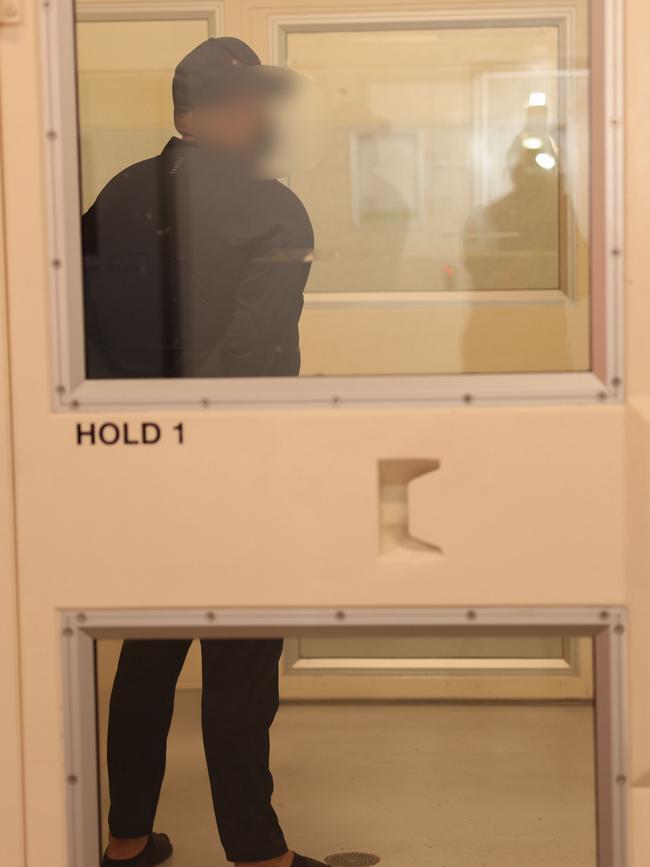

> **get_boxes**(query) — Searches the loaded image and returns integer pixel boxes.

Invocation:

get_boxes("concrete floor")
[99,694,597,867]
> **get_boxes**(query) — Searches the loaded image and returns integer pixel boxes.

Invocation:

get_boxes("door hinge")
[0,0,21,24]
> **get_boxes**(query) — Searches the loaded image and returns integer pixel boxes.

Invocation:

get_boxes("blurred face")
[178,93,274,161]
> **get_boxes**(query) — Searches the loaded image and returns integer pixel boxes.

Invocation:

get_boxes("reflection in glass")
[465,92,563,291]
[95,635,597,867]
[285,27,571,296]
[75,7,591,378]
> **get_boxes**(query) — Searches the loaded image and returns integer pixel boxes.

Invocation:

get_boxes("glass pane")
[286,27,564,295]
[75,6,591,379]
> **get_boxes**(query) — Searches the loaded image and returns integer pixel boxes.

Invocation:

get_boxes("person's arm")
[201,191,314,378]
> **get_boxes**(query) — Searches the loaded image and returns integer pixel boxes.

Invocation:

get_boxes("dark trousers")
[107,638,288,862]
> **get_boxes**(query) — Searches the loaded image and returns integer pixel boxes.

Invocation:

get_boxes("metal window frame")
[60,605,627,867]
[76,0,223,26]
[275,12,578,310]
[282,633,586,677]
[41,0,624,409]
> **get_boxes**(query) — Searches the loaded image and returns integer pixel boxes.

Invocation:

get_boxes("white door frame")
[60,605,627,867]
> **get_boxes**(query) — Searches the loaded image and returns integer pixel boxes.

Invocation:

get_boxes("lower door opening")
[60,608,627,867]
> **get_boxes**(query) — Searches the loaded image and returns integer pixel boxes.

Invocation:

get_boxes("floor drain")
[324,854,380,867]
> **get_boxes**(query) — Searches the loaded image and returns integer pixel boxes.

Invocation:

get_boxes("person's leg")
[105,639,192,860]
[200,638,289,865]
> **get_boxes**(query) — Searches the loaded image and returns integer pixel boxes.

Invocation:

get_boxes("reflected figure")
[82,38,314,379]
[93,38,325,867]
[464,97,560,292]
[462,95,575,371]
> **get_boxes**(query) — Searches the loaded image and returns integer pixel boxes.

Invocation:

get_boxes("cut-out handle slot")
[378,459,442,558]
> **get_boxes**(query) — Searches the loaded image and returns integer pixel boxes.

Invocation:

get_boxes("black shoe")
[292,855,329,867]
[101,832,173,867]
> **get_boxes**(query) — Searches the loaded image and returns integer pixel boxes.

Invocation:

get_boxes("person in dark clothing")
[91,37,323,867]
[82,37,314,380]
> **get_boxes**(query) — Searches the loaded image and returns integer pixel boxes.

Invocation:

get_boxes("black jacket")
[82,137,314,378]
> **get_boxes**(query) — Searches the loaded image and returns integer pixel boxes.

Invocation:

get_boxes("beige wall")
[76,18,210,210]
[0,1,648,867]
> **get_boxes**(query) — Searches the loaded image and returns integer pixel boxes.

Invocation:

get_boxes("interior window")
[73,3,594,382]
